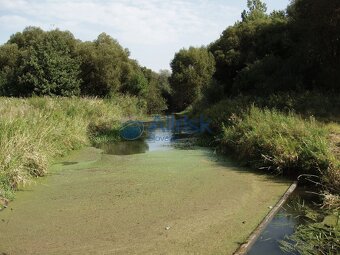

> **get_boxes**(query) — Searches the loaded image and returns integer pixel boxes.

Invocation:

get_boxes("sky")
[0,0,290,71]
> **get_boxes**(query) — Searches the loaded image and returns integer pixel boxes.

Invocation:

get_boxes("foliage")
[157,69,172,95]
[198,96,251,131]
[141,67,168,113]
[281,223,340,255]
[209,2,290,96]
[198,91,340,133]
[170,47,215,111]
[220,106,336,177]
[0,96,145,200]
[0,27,168,113]
[241,0,268,22]
[287,0,340,91]
[0,44,19,95]
[77,33,133,97]
[157,69,172,107]
[168,0,340,103]
[1,27,81,96]
[122,69,148,96]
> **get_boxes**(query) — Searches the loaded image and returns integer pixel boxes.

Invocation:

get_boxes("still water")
[96,119,307,255]
[247,190,313,255]
[96,120,193,155]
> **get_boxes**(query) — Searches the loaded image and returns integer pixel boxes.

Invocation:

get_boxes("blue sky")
[0,0,290,71]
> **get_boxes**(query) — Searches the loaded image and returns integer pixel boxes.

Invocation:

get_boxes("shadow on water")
[61,162,78,166]
[246,189,317,255]
[98,140,149,155]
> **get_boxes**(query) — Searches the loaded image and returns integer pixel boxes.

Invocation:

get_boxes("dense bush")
[197,92,340,128]
[198,97,251,131]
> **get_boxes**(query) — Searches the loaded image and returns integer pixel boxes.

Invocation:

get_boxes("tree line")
[0,0,338,113]
[0,28,171,113]
[169,0,340,111]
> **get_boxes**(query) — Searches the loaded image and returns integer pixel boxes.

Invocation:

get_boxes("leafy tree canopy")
[170,47,215,111]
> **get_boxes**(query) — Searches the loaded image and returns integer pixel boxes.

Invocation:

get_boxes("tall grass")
[198,93,340,192]
[220,106,337,178]
[0,96,145,200]
[199,96,340,253]
[197,92,340,131]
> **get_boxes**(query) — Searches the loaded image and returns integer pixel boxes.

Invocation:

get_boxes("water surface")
[0,118,292,255]
[247,190,315,255]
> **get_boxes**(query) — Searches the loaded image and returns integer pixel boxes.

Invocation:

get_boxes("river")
[0,118,293,254]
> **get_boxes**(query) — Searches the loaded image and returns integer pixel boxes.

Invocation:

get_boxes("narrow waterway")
[247,190,313,255]
[0,118,292,254]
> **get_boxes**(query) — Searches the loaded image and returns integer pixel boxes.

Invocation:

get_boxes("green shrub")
[199,97,251,131]
[220,106,336,176]
[197,92,340,129]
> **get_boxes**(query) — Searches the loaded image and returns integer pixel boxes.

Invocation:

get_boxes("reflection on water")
[247,190,314,255]
[146,128,174,152]
[98,140,149,155]
[61,161,78,166]
[96,119,193,155]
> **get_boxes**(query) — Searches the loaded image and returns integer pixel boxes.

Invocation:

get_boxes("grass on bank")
[197,95,340,255]
[199,97,340,193]
[280,194,339,255]
[0,96,145,202]
[221,107,337,178]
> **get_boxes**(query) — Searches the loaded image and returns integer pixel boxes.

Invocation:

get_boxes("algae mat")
[0,147,290,254]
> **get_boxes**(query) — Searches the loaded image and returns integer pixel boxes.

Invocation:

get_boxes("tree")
[287,0,340,91]
[0,27,171,110]
[158,69,172,96]
[13,29,81,96]
[241,0,267,21]
[157,69,172,108]
[208,0,291,95]
[125,70,149,96]
[170,47,215,111]
[0,44,19,95]
[141,67,167,113]
[77,33,132,97]
[8,26,44,48]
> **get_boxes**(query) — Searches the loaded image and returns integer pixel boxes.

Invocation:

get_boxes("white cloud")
[0,14,29,28]
[0,0,240,43]
[0,0,242,70]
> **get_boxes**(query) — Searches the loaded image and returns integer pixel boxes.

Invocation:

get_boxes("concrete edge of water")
[233,181,298,255]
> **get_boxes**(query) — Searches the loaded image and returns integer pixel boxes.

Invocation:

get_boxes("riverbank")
[195,95,340,254]
[0,96,145,204]
[198,95,340,190]
[0,96,338,254]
